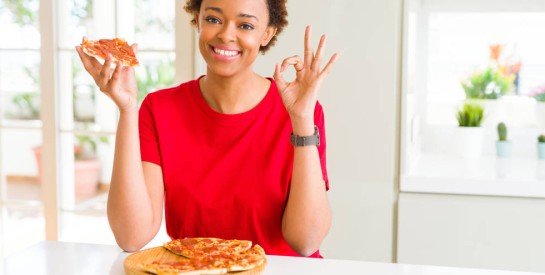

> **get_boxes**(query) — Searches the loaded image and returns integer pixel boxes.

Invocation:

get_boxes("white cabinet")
[397,192,545,273]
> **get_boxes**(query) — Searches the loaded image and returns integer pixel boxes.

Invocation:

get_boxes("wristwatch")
[290,125,320,147]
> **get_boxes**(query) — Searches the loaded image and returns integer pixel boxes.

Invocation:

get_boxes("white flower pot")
[455,127,485,159]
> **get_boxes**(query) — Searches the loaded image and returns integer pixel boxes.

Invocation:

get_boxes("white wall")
[253,0,403,262]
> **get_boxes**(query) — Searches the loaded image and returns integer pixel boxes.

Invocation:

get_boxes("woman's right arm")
[108,109,165,252]
[75,43,164,252]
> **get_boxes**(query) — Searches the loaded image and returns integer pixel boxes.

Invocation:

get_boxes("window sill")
[0,119,42,129]
[400,153,545,199]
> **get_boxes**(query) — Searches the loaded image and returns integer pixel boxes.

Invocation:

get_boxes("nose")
[217,23,236,43]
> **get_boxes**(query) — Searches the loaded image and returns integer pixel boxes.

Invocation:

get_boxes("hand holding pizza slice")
[80,37,139,67]
[76,37,140,113]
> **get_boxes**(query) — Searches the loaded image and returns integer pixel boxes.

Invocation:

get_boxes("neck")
[199,70,269,114]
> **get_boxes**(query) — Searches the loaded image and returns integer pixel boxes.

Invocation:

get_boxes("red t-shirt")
[138,77,329,257]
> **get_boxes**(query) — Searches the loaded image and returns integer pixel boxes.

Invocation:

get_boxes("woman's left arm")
[273,26,338,256]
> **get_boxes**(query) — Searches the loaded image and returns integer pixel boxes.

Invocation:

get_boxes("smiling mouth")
[212,46,241,57]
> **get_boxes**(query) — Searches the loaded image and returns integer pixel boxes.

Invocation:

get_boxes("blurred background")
[0,0,545,273]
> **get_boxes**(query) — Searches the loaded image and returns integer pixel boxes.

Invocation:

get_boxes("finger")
[98,54,114,88]
[281,55,304,72]
[131,43,138,52]
[319,53,339,78]
[274,64,288,93]
[75,46,102,77]
[304,25,314,69]
[105,61,123,93]
[273,63,285,83]
[311,35,327,72]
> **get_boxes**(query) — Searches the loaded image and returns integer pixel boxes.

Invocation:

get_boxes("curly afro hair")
[184,0,288,54]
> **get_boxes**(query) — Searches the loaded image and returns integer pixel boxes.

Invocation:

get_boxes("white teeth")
[214,47,238,56]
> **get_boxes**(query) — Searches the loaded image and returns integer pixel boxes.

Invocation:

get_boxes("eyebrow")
[204,7,259,21]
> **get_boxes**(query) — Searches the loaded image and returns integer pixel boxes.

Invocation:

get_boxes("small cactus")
[538,134,545,143]
[497,122,507,141]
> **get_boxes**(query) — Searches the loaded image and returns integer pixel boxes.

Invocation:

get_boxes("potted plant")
[460,44,519,127]
[495,122,511,158]
[461,67,514,100]
[33,134,107,198]
[72,134,107,198]
[455,101,485,159]
[538,134,545,160]
[457,101,485,127]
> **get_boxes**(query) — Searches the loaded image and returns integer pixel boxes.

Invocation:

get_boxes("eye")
[205,16,221,24]
[239,23,254,30]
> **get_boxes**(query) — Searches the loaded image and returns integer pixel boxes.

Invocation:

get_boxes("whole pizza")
[136,238,267,275]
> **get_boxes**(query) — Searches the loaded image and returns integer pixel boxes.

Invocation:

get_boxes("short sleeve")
[139,95,162,166]
[314,101,329,190]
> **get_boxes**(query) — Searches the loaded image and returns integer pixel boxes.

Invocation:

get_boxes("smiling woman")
[184,0,288,53]
[187,0,284,82]
[75,0,338,258]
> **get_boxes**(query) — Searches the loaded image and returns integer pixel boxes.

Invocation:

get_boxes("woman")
[76,0,337,257]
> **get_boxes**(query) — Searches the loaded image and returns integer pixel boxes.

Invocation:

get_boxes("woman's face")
[195,0,276,77]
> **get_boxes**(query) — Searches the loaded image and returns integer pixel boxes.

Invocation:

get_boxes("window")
[56,0,176,245]
[0,0,185,253]
[400,0,545,197]
[0,0,45,255]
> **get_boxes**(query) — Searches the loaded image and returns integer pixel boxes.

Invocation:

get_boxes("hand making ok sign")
[274,26,338,133]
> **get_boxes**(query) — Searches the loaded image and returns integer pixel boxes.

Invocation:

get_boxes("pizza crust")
[138,262,228,275]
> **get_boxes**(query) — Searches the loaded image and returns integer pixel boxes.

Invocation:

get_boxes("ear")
[194,12,201,32]
[261,26,277,47]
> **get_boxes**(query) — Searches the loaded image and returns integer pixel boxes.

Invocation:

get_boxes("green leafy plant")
[74,123,109,160]
[497,122,507,141]
[75,134,109,160]
[8,66,40,120]
[461,67,514,99]
[456,102,484,127]
[11,92,40,119]
[136,60,175,104]
[538,134,545,143]
[461,44,520,100]
[3,0,38,27]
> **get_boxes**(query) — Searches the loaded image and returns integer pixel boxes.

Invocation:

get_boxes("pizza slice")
[80,37,139,67]
[225,244,266,272]
[164,238,252,258]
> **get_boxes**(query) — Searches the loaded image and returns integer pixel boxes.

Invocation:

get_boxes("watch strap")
[290,126,320,147]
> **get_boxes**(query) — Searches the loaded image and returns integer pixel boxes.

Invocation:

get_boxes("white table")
[2,241,544,275]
